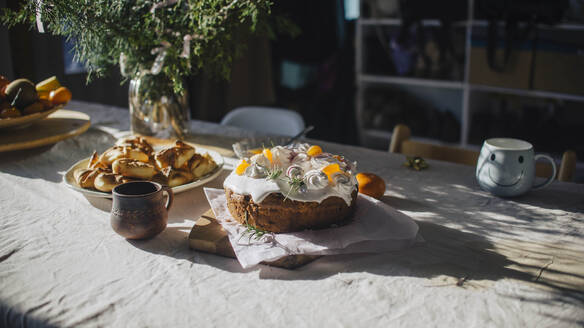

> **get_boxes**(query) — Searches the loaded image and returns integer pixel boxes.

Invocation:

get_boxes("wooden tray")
[189,209,320,269]
[0,109,90,152]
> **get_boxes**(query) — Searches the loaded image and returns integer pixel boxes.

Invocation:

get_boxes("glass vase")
[128,73,190,138]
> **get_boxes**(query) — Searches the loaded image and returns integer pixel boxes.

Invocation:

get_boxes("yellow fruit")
[36,76,61,92]
[235,160,250,175]
[263,148,273,163]
[356,172,385,199]
[307,145,322,156]
[322,163,340,183]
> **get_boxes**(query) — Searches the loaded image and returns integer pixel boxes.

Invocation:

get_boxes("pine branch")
[0,0,291,91]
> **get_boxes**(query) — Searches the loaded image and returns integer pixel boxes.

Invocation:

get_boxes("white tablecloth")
[1,100,583,327]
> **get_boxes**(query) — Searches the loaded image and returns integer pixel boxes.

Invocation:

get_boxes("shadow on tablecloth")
[255,219,584,307]
[0,300,59,328]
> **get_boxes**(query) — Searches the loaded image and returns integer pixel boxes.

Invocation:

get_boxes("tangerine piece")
[322,163,340,183]
[356,172,385,199]
[235,160,250,175]
[263,148,273,163]
[49,86,72,105]
[307,145,322,156]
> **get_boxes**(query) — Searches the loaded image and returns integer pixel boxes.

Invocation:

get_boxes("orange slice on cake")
[307,145,322,156]
[236,160,250,175]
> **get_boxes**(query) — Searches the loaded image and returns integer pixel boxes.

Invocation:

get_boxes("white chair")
[220,106,305,137]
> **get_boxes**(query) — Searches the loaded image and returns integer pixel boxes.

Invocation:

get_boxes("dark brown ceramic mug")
[111,181,173,240]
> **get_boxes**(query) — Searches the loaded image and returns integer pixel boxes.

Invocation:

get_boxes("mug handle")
[162,185,174,211]
[533,154,557,190]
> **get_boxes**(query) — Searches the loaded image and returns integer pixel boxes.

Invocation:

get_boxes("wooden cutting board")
[189,209,320,269]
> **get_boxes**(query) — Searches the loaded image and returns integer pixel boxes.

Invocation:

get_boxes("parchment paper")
[204,188,420,268]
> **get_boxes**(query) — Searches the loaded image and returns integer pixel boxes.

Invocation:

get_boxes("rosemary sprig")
[288,176,305,192]
[263,159,306,201]
[283,176,305,201]
[240,211,267,242]
[266,168,282,180]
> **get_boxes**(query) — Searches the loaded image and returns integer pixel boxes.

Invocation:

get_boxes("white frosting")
[223,144,357,206]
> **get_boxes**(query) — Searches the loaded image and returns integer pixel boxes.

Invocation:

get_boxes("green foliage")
[284,176,305,201]
[240,211,268,242]
[1,0,286,95]
[264,166,306,201]
[266,168,282,180]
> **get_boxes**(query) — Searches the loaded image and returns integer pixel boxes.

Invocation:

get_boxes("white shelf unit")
[355,0,584,150]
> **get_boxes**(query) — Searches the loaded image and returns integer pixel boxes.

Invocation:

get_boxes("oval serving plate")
[63,147,225,198]
[0,105,63,129]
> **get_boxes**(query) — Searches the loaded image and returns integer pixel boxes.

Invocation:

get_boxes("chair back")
[558,150,577,182]
[390,124,479,166]
[220,106,305,137]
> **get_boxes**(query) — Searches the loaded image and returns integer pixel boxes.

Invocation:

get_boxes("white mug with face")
[476,138,557,197]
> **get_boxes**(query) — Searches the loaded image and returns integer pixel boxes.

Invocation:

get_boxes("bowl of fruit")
[0,75,72,129]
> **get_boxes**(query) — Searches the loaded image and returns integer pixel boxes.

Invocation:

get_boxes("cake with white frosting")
[223,143,358,233]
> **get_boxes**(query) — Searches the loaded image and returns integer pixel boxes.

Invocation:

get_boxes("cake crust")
[225,187,357,233]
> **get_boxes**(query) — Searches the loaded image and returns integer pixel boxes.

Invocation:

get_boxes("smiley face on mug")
[476,138,556,197]
[484,151,526,187]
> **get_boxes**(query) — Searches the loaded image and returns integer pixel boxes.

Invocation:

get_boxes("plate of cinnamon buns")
[63,136,223,198]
